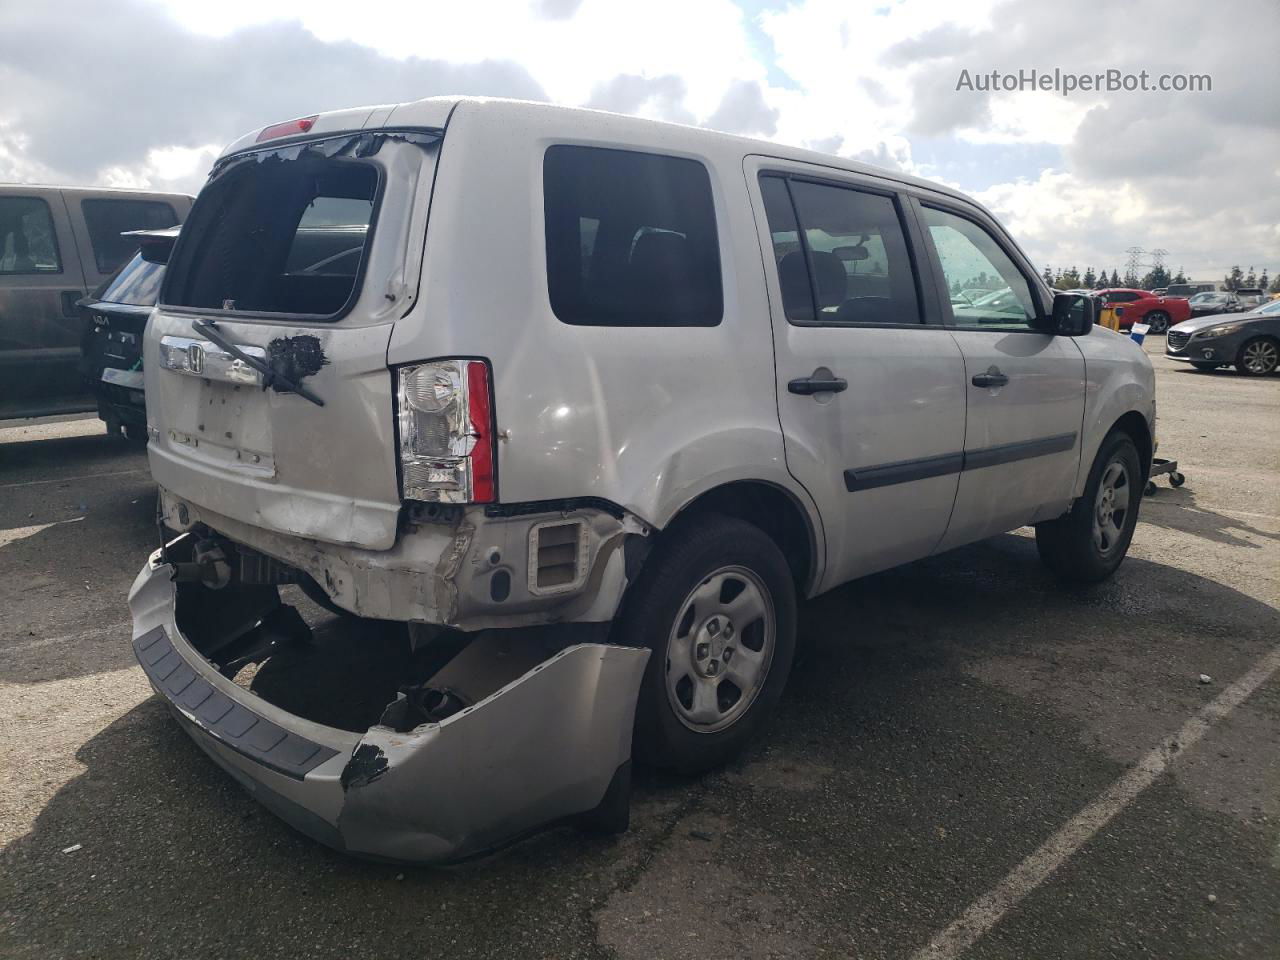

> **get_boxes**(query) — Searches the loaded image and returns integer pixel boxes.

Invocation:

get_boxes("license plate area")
[166,379,276,477]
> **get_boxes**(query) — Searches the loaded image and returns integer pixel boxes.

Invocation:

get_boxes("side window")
[81,199,178,274]
[0,197,62,274]
[544,145,722,327]
[920,206,1037,330]
[759,175,921,326]
[759,176,813,323]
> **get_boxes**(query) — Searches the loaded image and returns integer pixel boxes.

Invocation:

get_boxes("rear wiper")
[191,319,325,407]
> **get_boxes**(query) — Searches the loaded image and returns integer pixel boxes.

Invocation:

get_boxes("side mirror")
[1041,292,1096,336]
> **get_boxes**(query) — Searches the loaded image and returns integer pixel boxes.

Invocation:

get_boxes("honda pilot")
[129,97,1156,863]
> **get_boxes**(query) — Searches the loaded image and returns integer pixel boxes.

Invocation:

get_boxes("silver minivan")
[0,185,191,420]
[129,98,1155,863]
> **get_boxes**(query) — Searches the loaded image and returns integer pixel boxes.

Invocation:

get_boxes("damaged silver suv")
[130,98,1155,863]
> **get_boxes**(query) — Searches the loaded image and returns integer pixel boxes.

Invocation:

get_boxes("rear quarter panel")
[386,101,817,543]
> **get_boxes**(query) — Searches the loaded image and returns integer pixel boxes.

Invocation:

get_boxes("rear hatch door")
[145,128,441,550]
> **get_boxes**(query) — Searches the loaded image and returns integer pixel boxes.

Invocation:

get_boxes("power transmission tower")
[1124,246,1170,281]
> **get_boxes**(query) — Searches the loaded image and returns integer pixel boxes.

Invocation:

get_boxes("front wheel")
[616,514,796,775]
[1235,337,1279,376]
[1035,430,1142,583]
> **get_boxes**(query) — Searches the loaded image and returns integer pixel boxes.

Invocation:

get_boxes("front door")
[914,202,1085,552]
[749,160,967,590]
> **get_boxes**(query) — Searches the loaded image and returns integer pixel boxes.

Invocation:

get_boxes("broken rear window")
[162,140,382,319]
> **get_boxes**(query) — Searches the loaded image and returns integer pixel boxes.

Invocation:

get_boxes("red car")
[1094,288,1191,333]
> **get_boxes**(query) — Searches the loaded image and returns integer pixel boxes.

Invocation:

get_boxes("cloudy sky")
[2,0,1276,279]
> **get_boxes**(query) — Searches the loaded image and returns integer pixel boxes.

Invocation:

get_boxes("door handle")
[971,367,1009,388]
[788,374,848,395]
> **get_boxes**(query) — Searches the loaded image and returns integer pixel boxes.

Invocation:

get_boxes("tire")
[615,514,796,775]
[1035,430,1142,584]
[123,422,148,445]
[1235,336,1279,377]
[1145,311,1170,334]
[1190,362,1220,372]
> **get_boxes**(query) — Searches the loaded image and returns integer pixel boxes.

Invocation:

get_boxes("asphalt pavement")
[1,342,1277,959]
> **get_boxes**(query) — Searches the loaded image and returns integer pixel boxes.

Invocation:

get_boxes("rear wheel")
[1145,311,1170,334]
[1036,430,1142,583]
[1235,337,1278,376]
[616,514,796,775]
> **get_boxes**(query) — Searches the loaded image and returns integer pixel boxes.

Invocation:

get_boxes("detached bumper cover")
[129,551,649,863]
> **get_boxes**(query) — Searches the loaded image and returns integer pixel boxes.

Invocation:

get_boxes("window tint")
[98,253,165,306]
[760,176,920,326]
[1105,291,1139,303]
[544,145,722,326]
[81,199,177,274]
[921,206,1038,330]
[163,154,377,318]
[0,197,61,274]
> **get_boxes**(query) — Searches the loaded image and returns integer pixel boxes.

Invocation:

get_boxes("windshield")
[162,135,390,319]
[1191,293,1224,303]
[1256,299,1280,315]
[96,252,165,306]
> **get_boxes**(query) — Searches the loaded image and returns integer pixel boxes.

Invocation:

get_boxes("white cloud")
[97,144,222,192]
[3,0,1276,277]
[154,0,764,117]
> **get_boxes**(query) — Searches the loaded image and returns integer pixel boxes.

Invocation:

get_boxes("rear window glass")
[544,145,722,326]
[0,196,61,274]
[81,199,178,274]
[163,151,378,319]
[98,252,165,306]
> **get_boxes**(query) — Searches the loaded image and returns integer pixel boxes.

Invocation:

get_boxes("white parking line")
[911,643,1280,960]
[0,468,147,490]
[3,622,131,655]
[0,516,84,549]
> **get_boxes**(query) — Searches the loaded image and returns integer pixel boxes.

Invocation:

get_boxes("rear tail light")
[396,360,495,504]
[256,116,317,142]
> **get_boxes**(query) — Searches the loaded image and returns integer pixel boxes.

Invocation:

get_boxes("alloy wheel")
[1242,339,1278,375]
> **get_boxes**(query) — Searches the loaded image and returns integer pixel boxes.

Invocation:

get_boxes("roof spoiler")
[122,226,180,265]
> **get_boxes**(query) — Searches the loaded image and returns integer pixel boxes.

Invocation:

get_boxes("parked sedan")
[1166,298,1280,376]
[1187,290,1242,318]
[1093,287,1190,333]
[79,228,176,440]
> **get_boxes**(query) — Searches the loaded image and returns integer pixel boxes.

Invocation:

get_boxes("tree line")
[1038,264,1278,293]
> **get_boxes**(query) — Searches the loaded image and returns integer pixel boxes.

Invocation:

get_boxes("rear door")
[912,199,1085,551]
[748,159,967,589]
[0,190,90,417]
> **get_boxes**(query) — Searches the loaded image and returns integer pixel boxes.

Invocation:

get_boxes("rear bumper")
[156,486,646,630]
[129,547,649,863]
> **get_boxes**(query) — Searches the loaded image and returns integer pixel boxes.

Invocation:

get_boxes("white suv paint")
[128,97,1155,863]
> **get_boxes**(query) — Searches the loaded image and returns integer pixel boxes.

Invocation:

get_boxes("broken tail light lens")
[397,360,495,504]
